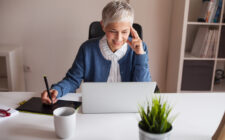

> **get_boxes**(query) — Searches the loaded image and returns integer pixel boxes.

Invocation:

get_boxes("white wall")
[131,0,172,92]
[0,0,172,92]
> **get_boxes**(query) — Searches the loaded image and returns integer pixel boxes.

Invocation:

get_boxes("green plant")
[138,96,176,134]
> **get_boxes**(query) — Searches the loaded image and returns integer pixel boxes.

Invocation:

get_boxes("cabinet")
[0,46,25,91]
[167,0,225,92]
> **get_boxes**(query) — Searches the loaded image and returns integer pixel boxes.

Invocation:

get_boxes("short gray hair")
[102,1,134,28]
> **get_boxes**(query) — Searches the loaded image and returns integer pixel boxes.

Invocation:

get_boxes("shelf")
[180,90,211,93]
[0,77,8,91]
[217,58,225,61]
[181,60,214,91]
[0,46,25,91]
[184,53,215,60]
[214,80,225,91]
[214,61,225,91]
[0,88,9,92]
[187,22,221,26]
[217,26,225,58]
[166,0,225,93]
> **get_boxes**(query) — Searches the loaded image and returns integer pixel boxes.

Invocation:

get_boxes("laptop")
[81,82,156,113]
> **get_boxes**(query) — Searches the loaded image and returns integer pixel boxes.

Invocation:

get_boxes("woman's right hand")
[41,89,58,104]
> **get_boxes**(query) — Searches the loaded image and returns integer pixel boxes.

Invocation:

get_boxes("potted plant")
[138,96,176,140]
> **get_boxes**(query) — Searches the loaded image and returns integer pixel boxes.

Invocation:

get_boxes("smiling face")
[102,21,131,52]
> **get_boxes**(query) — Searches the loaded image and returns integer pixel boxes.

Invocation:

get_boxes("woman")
[41,1,151,104]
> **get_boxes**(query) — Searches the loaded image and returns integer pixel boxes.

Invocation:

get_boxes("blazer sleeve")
[132,42,152,82]
[51,45,85,98]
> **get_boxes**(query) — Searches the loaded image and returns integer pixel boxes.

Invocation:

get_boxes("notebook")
[82,82,156,113]
[16,97,81,115]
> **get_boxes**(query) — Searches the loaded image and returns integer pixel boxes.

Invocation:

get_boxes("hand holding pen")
[41,76,58,105]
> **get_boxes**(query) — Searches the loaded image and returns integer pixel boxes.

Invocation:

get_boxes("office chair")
[88,21,160,93]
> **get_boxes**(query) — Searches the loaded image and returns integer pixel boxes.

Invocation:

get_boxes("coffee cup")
[53,107,76,139]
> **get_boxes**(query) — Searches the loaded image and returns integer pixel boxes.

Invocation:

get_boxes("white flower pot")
[139,127,172,140]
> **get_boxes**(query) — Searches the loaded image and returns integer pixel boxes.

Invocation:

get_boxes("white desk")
[0,92,224,140]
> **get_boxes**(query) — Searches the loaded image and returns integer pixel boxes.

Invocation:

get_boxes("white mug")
[53,107,77,139]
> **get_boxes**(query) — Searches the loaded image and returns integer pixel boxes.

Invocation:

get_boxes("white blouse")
[99,35,128,82]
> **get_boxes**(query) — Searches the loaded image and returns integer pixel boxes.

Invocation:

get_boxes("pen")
[43,76,53,104]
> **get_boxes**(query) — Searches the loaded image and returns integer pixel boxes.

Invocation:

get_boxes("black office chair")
[88,21,160,93]
[88,21,143,40]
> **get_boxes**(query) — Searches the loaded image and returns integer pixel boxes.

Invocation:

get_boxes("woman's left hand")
[126,26,145,55]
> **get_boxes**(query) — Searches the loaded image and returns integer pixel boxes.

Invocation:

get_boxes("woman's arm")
[51,45,85,98]
[132,42,151,82]
[127,26,151,81]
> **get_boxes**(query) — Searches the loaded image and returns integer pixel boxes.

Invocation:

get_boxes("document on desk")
[0,104,19,122]
[16,97,81,115]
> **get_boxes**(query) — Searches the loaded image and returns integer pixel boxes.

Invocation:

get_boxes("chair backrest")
[88,21,143,40]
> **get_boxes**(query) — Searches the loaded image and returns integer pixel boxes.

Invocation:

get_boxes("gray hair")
[102,1,134,28]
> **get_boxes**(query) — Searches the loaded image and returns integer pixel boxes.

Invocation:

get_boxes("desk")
[0,92,224,140]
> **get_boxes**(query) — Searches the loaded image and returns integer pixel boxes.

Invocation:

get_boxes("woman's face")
[103,21,131,52]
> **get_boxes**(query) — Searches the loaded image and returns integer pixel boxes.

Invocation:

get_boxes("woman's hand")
[41,89,58,104]
[126,26,145,55]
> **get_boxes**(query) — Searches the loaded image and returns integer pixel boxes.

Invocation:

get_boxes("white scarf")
[99,35,128,82]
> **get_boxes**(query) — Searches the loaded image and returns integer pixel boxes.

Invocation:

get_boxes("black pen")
[43,76,53,104]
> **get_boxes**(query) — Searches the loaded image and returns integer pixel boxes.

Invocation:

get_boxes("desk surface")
[0,92,225,140]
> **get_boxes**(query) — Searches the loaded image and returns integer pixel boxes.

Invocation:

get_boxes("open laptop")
[81,82,156,113]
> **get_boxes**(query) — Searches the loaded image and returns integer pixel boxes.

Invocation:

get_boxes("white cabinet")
[0,46,25,91]
[167,0,225,92]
